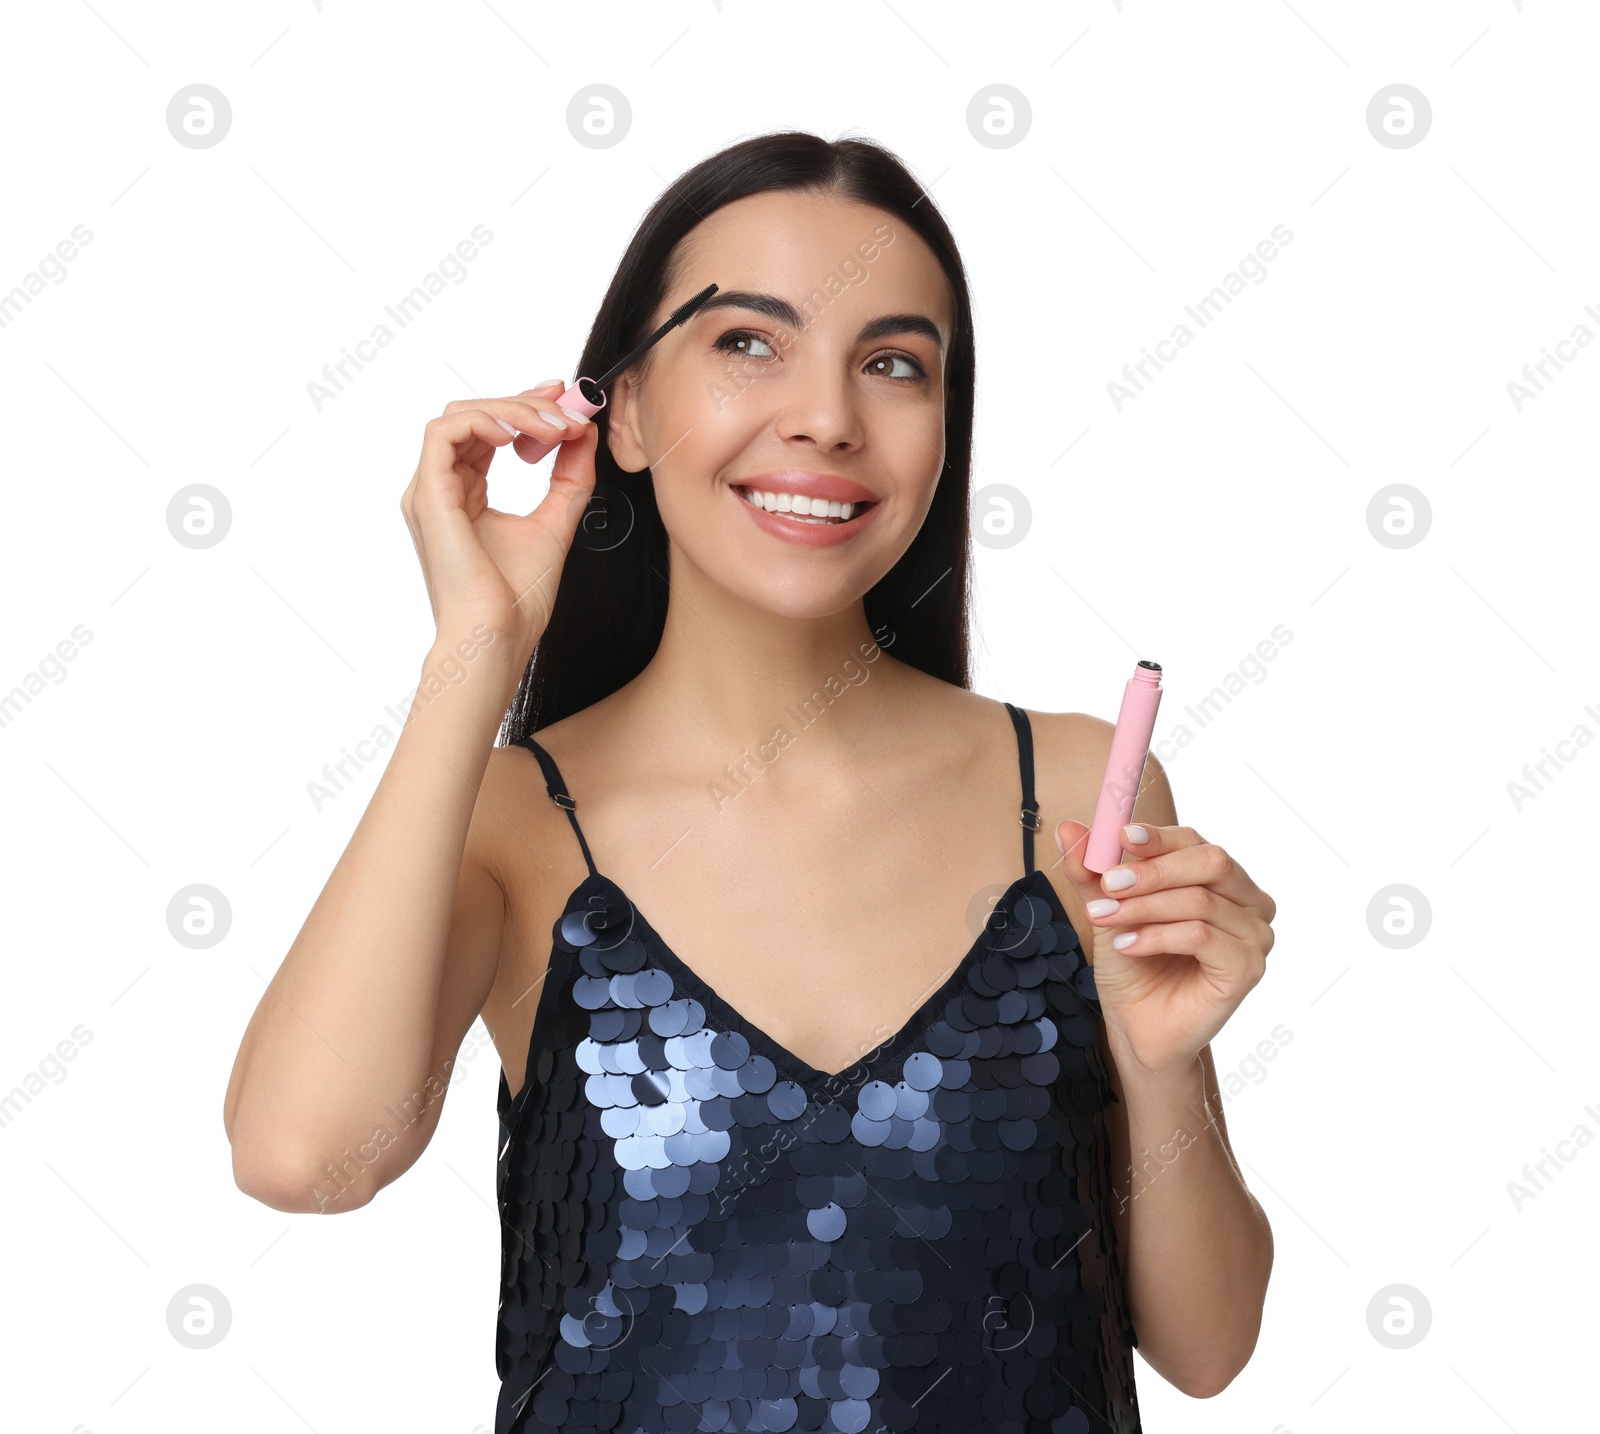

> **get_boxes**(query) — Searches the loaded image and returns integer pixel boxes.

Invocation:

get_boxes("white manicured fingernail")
[542,410,569,429]
[494,417,518,436]
[563,408,591,424]
[1087,898,1120,917]
[1103,867,1136,891]
[1112,931,1139,950]
[1123,824,1149,844]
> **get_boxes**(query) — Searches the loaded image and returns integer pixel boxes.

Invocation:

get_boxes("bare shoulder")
[1022,707,1177,838]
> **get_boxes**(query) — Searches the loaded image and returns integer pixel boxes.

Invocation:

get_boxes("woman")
[224,130,1276,1433]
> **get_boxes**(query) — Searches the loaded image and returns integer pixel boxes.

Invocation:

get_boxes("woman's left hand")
[1054,820,1276,1082]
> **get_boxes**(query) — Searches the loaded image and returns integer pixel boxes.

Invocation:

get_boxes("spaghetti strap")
[516,734,598,879]
[1003,702,1042,875]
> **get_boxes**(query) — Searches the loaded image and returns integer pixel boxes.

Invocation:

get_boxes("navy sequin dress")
[493,702,1142,1433]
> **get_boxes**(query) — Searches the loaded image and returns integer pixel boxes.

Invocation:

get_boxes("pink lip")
[732,470,878,505]
[732,485,883,548]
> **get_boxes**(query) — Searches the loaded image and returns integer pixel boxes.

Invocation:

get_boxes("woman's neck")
[611,553,914,764]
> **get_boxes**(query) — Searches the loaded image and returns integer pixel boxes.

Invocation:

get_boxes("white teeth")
[738,486,859,523]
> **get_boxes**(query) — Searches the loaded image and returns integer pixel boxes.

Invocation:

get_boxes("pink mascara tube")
[511,377,608,465]
[510,282,719,465]
[1084,660,1164,874]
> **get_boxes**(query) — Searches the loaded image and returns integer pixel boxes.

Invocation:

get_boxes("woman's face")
[605,191,954,619]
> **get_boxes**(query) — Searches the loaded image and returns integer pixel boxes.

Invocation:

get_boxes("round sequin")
[559,909,597,947]
[630,1069,671,1106]
[1016,894,1052,929]
[738,1052,778,1094]
[850,1109,891,1147]
[901,1050,942,1091]
[648,999,690,1036]
[631,967,672,1006]
[833,1399,871,1433]
[597,937,647,973]
[572,974,612,1010]
[806,1201,847,1242]
[767,1080,808,1121]
[857,1080,897,1120]
[894,1084,929,1120]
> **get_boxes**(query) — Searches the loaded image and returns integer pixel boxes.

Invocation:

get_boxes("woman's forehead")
[670,196,952,336]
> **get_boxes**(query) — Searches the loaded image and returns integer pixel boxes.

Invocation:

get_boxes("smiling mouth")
[731,485,877,526]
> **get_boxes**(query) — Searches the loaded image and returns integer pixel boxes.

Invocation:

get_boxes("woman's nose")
[771,364,866,453]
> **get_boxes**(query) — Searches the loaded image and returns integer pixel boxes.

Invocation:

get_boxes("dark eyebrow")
[693,289,946,354]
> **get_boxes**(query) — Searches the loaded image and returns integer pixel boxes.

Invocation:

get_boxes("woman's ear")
[603,373,651,474]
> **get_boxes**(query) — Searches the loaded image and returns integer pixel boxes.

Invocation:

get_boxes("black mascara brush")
[513,282,720,465]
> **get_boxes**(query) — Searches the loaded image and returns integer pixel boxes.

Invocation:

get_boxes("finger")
[1055,816,1182,894]
[441,396,585,439]
[500,378,571,423]
[1113,823,1274,925]
[1053,817,1108,908]
[443,379,563,413]
[1091,832,1261,909]
[524,412,600,534]
[1100,918,1264,985]
[1082,880,1261,944]
[414,408,526,509]
[525,395,594,434]
[498,402,593,442]
[1106,822,1208,868]
[546,410,599,493]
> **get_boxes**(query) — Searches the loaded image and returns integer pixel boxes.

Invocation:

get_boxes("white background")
[1,1,1593,1430]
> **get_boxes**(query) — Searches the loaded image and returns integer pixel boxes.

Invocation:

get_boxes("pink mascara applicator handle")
[1084,660,1164,874]
[511,379,608,465]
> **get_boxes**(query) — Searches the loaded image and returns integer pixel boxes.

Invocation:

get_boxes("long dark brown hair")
[500,129,977,744]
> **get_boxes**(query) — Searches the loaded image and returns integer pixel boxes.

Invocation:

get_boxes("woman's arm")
[223,635,521,1212]
[1104,1012,1274,1396]
[1037,715,1275,1397]
[225,379,600,1213]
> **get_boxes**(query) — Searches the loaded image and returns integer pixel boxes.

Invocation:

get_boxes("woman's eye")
[865,352,926,383]
[713,329,776,360]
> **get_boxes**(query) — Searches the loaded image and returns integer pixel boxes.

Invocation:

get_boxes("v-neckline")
[504,864,1075,1107]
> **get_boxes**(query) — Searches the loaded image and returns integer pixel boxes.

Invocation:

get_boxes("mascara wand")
[512,282,720,465]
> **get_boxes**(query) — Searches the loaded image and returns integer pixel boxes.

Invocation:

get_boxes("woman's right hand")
[400,379,601,662]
